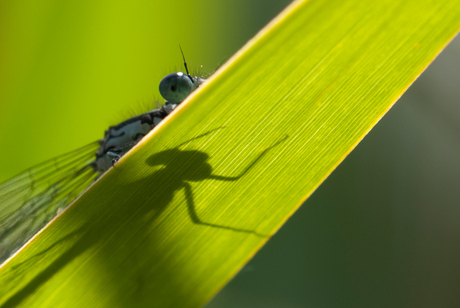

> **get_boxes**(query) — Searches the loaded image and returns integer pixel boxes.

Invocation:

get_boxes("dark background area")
[208,30,460,308]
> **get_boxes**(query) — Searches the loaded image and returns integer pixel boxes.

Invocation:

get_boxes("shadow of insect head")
[144,133,288,236]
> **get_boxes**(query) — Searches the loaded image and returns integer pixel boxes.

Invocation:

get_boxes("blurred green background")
[1,0,459,307]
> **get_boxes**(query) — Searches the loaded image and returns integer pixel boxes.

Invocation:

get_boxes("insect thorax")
[93,104,177,173]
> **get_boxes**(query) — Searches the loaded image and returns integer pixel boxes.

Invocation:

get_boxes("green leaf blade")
[1,0,460,307]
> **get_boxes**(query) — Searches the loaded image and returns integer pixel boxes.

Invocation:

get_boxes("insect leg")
[107,140,140,166]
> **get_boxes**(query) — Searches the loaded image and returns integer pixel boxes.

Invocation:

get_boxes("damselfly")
[0,54,206,264]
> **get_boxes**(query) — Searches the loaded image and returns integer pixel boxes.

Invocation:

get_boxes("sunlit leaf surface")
[1,0,459,307]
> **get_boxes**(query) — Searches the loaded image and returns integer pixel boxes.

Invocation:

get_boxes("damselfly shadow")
[2,131,287,307]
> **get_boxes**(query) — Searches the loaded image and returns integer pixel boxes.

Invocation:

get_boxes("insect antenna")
[179,45,193,83]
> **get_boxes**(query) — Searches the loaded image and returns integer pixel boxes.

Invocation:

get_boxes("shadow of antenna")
[175,127,225,148]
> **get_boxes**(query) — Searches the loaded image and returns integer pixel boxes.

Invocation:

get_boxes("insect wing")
[0,142,99,263]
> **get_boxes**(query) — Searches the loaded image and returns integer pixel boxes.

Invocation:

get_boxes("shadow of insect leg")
[182,182,267,237]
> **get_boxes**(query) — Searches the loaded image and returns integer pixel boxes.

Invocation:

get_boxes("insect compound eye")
[159,72,195,104]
